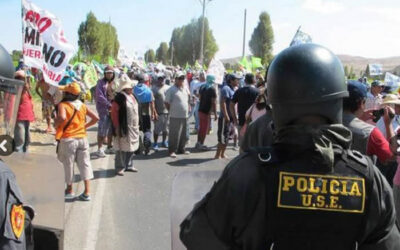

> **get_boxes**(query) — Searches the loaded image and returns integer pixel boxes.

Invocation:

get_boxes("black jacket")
[180,126,400,250]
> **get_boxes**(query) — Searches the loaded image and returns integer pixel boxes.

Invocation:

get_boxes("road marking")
[83,157,110,250]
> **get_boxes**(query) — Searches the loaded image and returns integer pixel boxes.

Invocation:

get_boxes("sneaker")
[65,192,75,200]
[126,167,138,172]
[96,149,106,158]
[161,141,169,148]
[178,150,191,155]
[116,169,125,176]
[153,143,159,151]
[78,193,91,201]
[195,142,202,149]
[200,144,209,151]
[104,147,116,155]
[170,152,177,158]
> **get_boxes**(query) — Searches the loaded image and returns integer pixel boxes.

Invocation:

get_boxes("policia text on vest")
[278,172,365,213]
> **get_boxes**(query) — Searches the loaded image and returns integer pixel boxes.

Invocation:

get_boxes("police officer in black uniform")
[0,44,34,250]
[180,43,400,250]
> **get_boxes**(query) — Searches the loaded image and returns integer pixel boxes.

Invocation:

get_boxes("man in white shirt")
[365,80,384,111]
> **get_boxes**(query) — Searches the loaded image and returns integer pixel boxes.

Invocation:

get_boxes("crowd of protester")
[11,60,400,223]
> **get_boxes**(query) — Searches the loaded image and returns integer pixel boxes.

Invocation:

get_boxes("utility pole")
[170,42,174,65]
[242,9,247,58]
[199,0,206,66]
[199,0,212,66]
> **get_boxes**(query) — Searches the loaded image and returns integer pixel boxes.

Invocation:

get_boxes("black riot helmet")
[0,45,20,85]
[267,43,348,130]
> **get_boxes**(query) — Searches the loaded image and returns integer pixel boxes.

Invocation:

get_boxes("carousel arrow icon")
[0,139,7,152]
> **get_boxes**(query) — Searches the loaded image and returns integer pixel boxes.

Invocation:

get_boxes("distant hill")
[221,55,400,75]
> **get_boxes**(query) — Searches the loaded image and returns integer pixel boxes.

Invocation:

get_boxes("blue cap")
[347,80,367,99]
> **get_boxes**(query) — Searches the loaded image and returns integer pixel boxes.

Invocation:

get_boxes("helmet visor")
[0,75,24,136]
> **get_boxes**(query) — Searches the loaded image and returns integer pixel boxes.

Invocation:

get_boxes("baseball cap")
[104,65,114,73]
[371,80,384,87]
[231,73,242,79]
[157,73,165,79]
[347,80,367,100]
[175,71,185,79]
[59,82,81,95]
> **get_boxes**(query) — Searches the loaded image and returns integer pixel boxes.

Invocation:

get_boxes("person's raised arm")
[85,106,99,129]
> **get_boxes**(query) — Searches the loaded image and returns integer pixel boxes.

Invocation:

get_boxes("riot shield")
[170,169,223,250]
[4,153,64,250]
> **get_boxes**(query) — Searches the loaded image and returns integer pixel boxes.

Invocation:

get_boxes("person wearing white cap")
[111,75,140,175]
[95,65,117,157]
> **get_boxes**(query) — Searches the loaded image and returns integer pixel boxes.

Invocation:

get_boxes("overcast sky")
[2,0,400,59]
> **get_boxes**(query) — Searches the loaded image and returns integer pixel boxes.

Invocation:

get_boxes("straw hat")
[117,74,134,92]
[382,94,400,105]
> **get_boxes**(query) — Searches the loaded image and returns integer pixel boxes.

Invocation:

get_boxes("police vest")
[342,113,374,155]
[256,146,374,250]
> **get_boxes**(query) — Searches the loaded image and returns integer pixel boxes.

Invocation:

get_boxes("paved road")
[62,115,238,250]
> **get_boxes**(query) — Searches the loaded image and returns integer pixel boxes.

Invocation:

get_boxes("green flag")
[251,57,263,70]
[239,57,252,72]
[185,62,190,70]
[194,60,202,70]
[83,63,99,88]
[108,57,116,66]
[91,60,104,71]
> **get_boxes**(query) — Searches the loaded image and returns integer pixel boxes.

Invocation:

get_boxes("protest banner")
[22,0,75,86]
[384,72,400,92]
[83,63,99,89]
[207,58,225,85]
[368,64,383,76]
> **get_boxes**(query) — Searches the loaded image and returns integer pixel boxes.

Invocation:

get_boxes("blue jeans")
[194,102,199,130]
[14,121,30,153]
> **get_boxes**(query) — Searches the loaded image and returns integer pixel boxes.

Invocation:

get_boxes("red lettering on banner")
[24,10,52,33]
[23,48,42,59]
[34,50,41,59]
[42,64,62,82]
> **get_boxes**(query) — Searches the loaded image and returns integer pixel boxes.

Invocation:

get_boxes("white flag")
[118,48,133,66]
[22,0,75,86]
[290,30,312,47]
[384,72,400,91]
[207,59,225,85]
[368,64,383,76]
